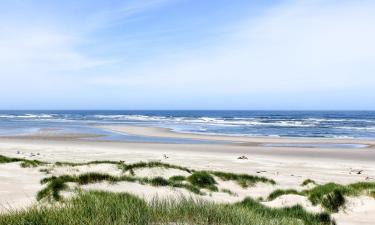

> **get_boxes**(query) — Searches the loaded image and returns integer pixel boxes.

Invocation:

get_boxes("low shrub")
[188,171,217,191]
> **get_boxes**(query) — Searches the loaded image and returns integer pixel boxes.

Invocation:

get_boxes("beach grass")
[221,188,237,196]
[30,158,276,201]
[169,175,186,182]
[370,191,375,199]
[267,189,301,201]
[302,179,317,186]
[1,154,275,189]
[119,161,193,175]
[54,160,123,167]
[149,176,170,186]
[187,171,218,191]
[38,172,204,201]
[0,190,333,225]
[267,181,375,212]
[0,155,21,163]
[37,166,278,201]
[0,155,46,168]
[209,171,276,187]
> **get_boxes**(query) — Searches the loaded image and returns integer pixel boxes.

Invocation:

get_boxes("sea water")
[0,110,375,142]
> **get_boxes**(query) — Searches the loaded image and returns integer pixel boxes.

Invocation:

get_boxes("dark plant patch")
[188,171,218,191]
[302,179,316,186]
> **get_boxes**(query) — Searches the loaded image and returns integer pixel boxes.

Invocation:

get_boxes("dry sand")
[0,125,375,224]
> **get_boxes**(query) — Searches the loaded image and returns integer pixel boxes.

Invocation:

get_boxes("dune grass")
[0,155,21,163]
[0,155,46,168]
[209,171,276,187]
[54,160,123,167]
[37,172,207,201]
[38,169,277,201]
[268,189,301,201]
[221,188,237,196]
[302,179,316,186]
[267,181,375,212]
[37,177,69,201]
[149,176,170,186]
[1,153,275,189]
[119,161,193,175]
[188,171,218,191]
[0,153,274,202]
[169,175,186,182]
[0,190,333,225]
[0,154,123,168]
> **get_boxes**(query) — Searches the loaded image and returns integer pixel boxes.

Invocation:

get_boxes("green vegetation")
[149,177,170,186]
[210,171,276,187]
[0,153,275,202]
[39,169,273,201]
[267,182,375,212]
[1,154,275,191]
[0,155,21,163]
[55,160,122,167]
[268,189,301,201]
[37,177,69,201]
[302,179,316,186]
[0,155,46,168]
[120,161,193,175]
[370,190,375,199]
[221,188,237,196]
[37,172,207,201]
[0,191,333,225]
[319,190,345,213]
[169,175,186,182]
[188,171,218,191]
[20,160,45,168]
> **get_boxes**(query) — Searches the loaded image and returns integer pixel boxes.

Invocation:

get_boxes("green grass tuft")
[37,177,69,201]
[267,189,301,201]
[120,161,193,174]
[0,155,21,163]
[370,191,375,199]
[169,175,186,182]
[320,190,345,213]
[210,171,276,187]
[267,181,375,212]
[188,171,218,191]
[77,173,117,185]
[149,177,170,186]
[302,179,316,186]
[0,191,334,225]
[0,155,46,168]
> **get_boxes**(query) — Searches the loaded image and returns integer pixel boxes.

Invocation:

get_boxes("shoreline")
[98,124,375,146]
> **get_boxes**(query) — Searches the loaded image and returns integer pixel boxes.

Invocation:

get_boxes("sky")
[0,0,374,110]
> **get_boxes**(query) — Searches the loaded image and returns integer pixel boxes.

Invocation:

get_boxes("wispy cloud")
[89,0,375,109]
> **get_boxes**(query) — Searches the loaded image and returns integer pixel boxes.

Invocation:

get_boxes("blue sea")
[0,110,375,140]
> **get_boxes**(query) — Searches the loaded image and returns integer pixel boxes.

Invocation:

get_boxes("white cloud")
[91,0,375,97]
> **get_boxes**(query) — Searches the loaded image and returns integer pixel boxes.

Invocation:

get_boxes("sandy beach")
[1,125,375,224]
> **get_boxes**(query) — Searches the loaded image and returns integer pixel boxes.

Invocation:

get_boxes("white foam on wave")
[93,115,167,121]
[306,118,375,123]
[0,114,54,119]
[335,126,375,131]
[91,114,322,128]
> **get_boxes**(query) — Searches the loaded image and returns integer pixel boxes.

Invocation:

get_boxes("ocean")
[0,110,375,140]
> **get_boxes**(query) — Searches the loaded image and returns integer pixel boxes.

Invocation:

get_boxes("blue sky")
[0,0,374,110]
